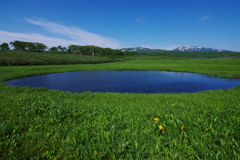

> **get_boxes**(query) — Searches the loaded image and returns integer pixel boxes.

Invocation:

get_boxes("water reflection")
[4,71,240,93]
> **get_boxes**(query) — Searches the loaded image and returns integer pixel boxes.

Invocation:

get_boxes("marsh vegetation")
[0,50,240,159]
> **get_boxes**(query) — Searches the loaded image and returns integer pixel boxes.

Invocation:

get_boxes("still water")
[4,71,240,93]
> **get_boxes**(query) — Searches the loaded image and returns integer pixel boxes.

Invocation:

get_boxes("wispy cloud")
[0,30,82,48]
[25,18,120,48]
[198,14,213,21]
[0,18,121,48]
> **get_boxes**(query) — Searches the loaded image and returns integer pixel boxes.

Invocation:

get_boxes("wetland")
[4,70,240,93]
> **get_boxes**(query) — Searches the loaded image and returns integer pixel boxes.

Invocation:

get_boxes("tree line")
[0,40,47,52]
[0,40,138,56]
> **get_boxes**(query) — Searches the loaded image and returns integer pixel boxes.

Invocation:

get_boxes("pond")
[4,70,240,93]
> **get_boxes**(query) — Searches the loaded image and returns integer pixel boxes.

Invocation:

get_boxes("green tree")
[35,43,47,52]
[79,46,90,55]
[57,45,67,52]
[67,45,81,54]
[10,41,47,52]
[10,40,27,51]
[88,45,98,56]
[49,46,58,52]
[26,42,37,52]
[101,48,112,55]
[25,42,44,52]
[113,49,123,56]
[84,45,101,56]
[0,42,10,50]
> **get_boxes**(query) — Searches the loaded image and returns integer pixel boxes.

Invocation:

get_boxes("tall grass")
[143,50,240,59]
[0,59,240,159]
[0,50,125,66]
[2,59,239,80]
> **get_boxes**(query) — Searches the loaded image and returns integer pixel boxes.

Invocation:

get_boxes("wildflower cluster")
[146,113,211,133]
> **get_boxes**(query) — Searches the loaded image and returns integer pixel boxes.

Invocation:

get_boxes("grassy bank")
[1,59,240,159]
[0,50,125,66]
[144,50,240,59]
[1,59,240,81]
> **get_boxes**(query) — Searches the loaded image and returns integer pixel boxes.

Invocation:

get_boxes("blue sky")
[1,0,240,51]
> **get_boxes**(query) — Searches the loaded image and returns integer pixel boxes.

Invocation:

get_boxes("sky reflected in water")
[4,71,240,93]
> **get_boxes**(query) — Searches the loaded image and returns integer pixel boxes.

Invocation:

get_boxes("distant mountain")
[121,46,232,53]
[172,46,230,52]
[121,47,164,53]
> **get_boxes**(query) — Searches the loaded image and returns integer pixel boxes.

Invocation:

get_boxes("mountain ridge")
[172,46,230,52]
[121,46,232,53]
[120,47,164,53]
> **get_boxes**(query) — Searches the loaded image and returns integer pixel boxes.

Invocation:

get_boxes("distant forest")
[1,40,240,59]
[0,40,138,56]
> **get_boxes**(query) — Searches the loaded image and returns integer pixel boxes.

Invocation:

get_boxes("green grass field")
[0,58,240,159]
[0,50,125,66]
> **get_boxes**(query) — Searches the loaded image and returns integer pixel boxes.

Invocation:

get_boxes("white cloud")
[198,14,213,21]
[0,18,121,49]
[0,30,82,48]
[25,18,121,48]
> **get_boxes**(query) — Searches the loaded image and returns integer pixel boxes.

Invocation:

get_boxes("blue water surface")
[4,71,240,93]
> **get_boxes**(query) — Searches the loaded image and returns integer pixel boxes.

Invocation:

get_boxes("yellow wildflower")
[153,117,159,122]
[171,104,174,105]
[159,125,164,130]
[180,126,184,130]
[205,128,209,130]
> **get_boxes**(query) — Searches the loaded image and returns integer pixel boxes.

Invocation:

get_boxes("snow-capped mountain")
[172,46,228,52]
[121,46,232,53]
[121,47,163,53]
